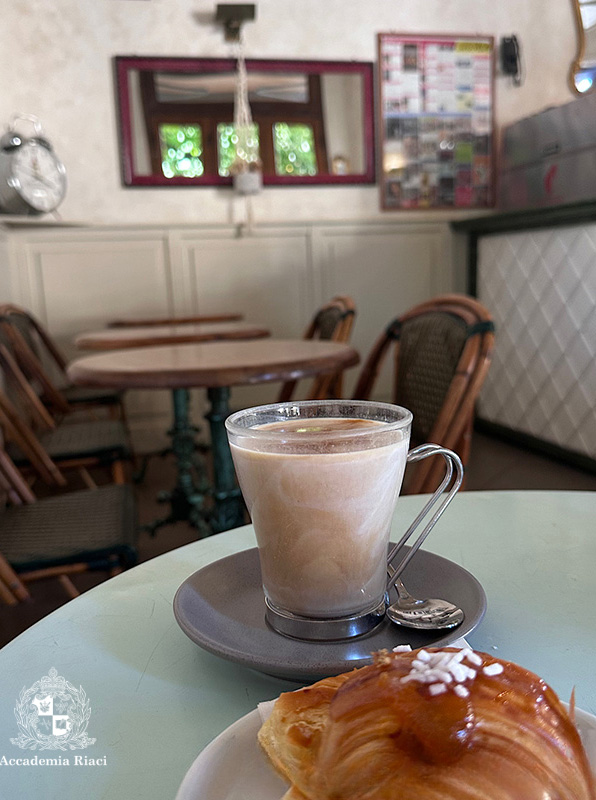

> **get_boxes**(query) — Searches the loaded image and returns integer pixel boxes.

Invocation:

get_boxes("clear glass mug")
[225,399,462,641]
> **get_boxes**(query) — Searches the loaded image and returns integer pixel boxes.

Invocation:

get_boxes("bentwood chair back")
[0,373,67,489]
[0,446,138,604]
[277,296,356,402]
[0,344,130,488]
[0,304,126,421]
[352,294,495,494]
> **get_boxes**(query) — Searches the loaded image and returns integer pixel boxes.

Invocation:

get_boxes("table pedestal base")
[143,387,246,537]
[205,387,246,533]
[143,388,211,537]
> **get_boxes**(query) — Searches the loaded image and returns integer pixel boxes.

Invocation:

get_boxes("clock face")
[12,140,66,212]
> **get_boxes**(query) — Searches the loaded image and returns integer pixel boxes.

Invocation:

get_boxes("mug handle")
[386,444,463,589]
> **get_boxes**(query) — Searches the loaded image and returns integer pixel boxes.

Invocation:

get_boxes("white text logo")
[10,668,96,751]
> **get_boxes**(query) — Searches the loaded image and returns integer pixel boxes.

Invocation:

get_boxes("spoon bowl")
[386,575,465,630]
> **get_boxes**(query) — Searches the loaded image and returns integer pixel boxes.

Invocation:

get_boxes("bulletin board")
[378,33,494,210]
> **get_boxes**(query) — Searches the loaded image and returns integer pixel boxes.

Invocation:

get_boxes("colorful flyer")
[378,33,494,210]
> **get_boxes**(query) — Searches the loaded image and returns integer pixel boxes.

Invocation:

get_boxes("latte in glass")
[228,411,409,619]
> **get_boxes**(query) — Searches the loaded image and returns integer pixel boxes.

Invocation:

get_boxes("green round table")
[0,490,595,798]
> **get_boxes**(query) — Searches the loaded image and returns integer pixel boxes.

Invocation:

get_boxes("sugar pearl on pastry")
[429,683,447,696]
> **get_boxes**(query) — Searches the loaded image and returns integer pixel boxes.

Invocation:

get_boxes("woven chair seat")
[8,419,130,466]
[62,384,123,407]
[0,484,137,572]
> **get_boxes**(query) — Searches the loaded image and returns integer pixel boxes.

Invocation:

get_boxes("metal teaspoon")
[385,565,464,630]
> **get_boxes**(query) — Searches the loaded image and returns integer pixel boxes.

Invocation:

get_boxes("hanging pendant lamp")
[230,45,262,195]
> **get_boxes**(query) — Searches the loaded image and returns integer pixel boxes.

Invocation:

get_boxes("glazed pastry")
[258,648,596,800]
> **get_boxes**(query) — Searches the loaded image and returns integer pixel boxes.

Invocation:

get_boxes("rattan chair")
[277,296,356,402]
[0,343,131,487]
[0,304,126,421]
[0,447,138,604]
[352,294,495,494]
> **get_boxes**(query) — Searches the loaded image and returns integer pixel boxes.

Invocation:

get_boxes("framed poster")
[378,33,494,210]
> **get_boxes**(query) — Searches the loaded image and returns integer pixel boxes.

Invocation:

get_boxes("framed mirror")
[114,56,375,187]
[570,0,596,93]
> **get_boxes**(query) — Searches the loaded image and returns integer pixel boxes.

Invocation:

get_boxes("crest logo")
[10,668,96,751]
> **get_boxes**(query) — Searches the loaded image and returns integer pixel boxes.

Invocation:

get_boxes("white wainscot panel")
[176,229,311,412]
[313,224,454,399]
[19,233,172,359]
[17,232,174,446]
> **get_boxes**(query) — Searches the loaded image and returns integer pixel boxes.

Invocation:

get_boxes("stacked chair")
[0,306,139,604]
[352,294,495,493]
[0,310,132,488]
[277,295,356,402]
[0,304,126,422]
[0,445,137,604]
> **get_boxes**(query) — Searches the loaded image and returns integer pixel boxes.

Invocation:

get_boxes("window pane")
[273,123,318,176]
[217,123,260,177]
[159,124,204,178]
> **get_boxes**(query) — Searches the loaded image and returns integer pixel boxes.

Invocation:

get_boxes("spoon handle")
[386,445,464,590]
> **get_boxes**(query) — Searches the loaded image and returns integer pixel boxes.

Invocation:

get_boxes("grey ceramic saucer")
[173,546,486,682]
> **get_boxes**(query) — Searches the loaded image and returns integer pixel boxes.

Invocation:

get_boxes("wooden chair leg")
[116,399,138,471]
[57,575,80,599]
[79,467,98,489]
[0,554,31,602]
[118,398,130,428]
[20,564,88,581]
[0,576,18,606]
[111,460,126,485]
[20,563,86,600]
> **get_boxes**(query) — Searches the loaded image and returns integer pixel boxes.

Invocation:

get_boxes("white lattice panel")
[477,225,596,459]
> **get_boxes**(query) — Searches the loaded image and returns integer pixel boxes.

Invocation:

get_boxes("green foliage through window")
[217,123,260,177]
[158,122,318,179]
[273,123,317,176]
[159,124,204,178]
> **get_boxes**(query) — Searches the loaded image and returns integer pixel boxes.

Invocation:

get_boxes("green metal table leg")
[143,387,210,537]
[205,386,246,533]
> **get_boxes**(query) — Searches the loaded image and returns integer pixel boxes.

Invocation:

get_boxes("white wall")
[0,0,577,227]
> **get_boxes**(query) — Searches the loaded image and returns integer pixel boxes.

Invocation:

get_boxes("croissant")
[258,648,596,800]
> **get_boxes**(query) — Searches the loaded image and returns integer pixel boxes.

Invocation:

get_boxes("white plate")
[175,710,287,800]
[176,703,596,800]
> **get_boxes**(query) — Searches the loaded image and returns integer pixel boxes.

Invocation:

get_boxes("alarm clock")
[0,114,66,216]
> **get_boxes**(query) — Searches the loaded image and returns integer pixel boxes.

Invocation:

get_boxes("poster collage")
[379,34,493,210]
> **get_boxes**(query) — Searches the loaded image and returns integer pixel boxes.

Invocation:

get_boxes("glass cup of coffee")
[225,399,462,641]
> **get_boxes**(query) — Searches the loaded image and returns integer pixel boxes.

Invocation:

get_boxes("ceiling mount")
[215,4,256,42]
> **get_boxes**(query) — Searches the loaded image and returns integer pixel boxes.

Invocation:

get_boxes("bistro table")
[73,322,270,535]
[74,321,266,351]
[67,339,359,534]
[108,312,243,327]
[0,490,594,799]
